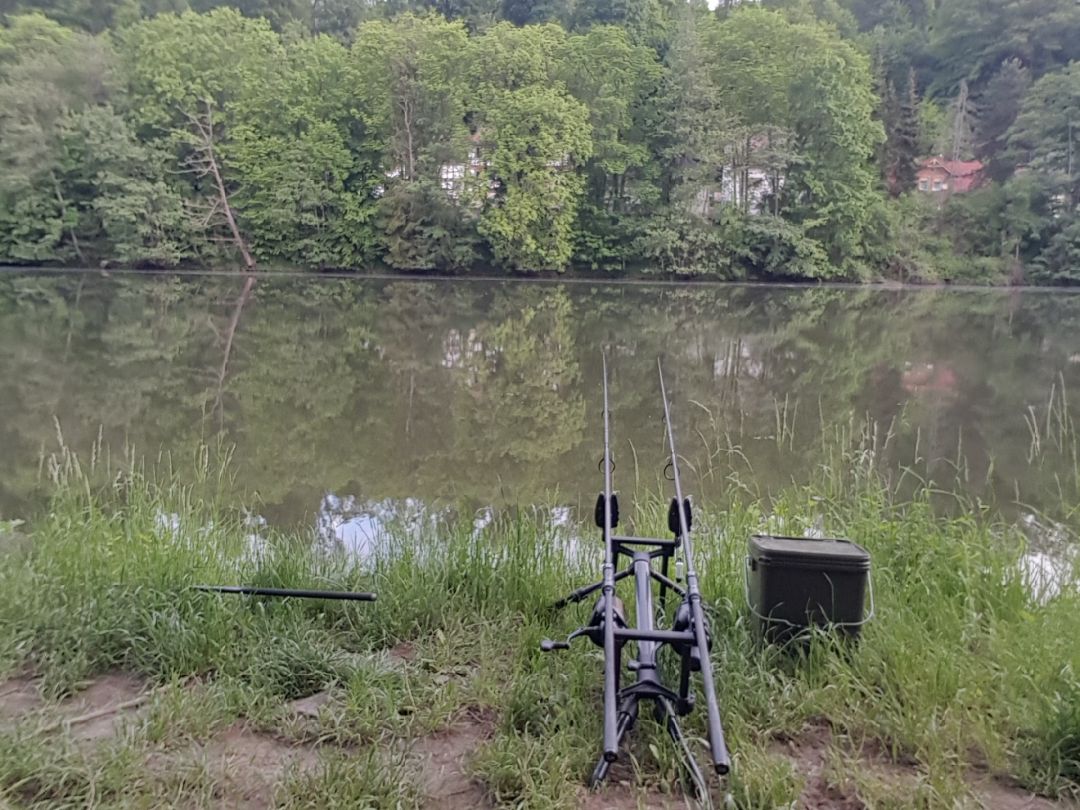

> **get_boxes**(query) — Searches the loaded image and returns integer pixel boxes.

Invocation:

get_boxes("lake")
[3,271,1080,539]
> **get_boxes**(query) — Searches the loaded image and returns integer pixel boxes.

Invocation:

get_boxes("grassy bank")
[0,445,1078,809]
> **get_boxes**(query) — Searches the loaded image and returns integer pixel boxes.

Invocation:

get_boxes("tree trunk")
[50,171,85,263]
[184,101,257,272]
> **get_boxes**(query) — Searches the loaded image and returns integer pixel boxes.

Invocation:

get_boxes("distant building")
[696,131,789,217]
[916,156,985,194]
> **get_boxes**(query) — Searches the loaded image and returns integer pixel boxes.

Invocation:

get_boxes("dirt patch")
[182,721,321,809]
[0,672,148,742]
[770,722,1077,810]
[411,705,495,808]
[970,774,1074,810]
[581,783,687,809]
[770,724,867,810]
[0,676,44,728]
[58,672,148,743]
[388,641,416,664]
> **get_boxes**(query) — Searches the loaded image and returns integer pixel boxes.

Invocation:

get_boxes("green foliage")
[703,8,883,276]
[377,180,480,271]
[60,105,191,266]
[14,0,1080,280]
[117,9,283,139]
[927,0,1080,97]
[555,26,658,181]
[1008,64,1080,209]
[352,14,471,182]
[633,209,742,278]
[0,16,113,263]
[479,85,593,271]
[976,58,1032,178]
[228,34,381,267]
[346,14,481,270]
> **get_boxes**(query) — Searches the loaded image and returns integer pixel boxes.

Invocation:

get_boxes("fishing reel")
[669,598,712,671]
[587,594,627,646]
[541,594,627,652]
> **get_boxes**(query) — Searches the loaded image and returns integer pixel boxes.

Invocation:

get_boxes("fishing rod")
[658,358,731,778]
[194,585,376,601]
[542,354,730,798]
[599,352,619,762]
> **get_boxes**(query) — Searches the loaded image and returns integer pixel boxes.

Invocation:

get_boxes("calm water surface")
[3,271,1080,537]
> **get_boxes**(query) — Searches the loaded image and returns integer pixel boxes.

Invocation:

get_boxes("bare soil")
[770,723,865,810]
[581,783,688,809]
[187,722,321,809]
[0,676,43,728]
[3,674,1076,809]
[0,671,148,742]
[769,720,1077,810]
[409,705,496,809]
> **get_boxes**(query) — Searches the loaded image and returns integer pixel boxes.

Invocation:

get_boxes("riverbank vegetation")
[1,439,1078,807]
[1,0,1079,282]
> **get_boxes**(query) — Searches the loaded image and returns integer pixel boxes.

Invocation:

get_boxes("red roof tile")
[918,157,984,176]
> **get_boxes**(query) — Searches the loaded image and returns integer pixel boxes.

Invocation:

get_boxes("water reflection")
[316,494,437,562]
[1018,513,1078,603]
[4,272,1080,530]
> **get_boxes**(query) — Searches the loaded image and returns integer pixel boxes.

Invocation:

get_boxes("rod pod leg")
[661,700,710,800]
[589,695,638,788]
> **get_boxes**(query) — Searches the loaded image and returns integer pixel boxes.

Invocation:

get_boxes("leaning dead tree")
[177,99,258,423]
[181,99,257,272]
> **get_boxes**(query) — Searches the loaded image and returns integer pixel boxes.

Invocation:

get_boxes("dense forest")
[0,0,1078,281]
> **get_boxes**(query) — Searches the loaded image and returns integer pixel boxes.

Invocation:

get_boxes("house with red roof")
[916,156,985,194]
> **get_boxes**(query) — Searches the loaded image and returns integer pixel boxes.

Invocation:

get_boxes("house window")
[918,179,929,191]
[932,178,944,191]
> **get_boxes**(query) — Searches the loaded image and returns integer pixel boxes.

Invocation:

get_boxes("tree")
[555,26,659,210]
[468,23,596,271]
[707,8,883,275]
[879,68,919,195]
[927,0,1080,97]
[468,21,566,95]
[498,0,569,26]
[0,16,112,262]
[227,34,382,267]
[180,102,256,269]
[652,8,731,208]
[352,14,476,269]
[1007,63,1080,213]
[117,9,283,265]
[0,11,78,61]
[353,15,470,183]
[60,105,190,266]
[785,42,883,273]
[975,58,1031,177]
[943,79,976,161]
[479,86,593,270]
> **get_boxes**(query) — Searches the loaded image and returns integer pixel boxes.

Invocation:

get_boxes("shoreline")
[3,264,1078,295]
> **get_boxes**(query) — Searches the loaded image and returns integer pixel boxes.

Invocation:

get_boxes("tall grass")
[0,434,1078,807]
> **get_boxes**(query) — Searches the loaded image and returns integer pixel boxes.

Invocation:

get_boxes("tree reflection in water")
[3,272,1080,531]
